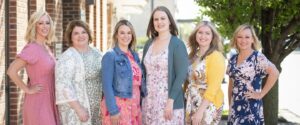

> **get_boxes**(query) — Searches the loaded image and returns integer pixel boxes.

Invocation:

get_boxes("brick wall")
[7,0,20,124]
[46,0,63,56]
[62,0,82,50]
[2,0,107,124]
[28,0,36,15]
[107,3,113,50]
[86,0,103,51]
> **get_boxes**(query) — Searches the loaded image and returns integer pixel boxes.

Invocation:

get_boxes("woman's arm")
[169,41,189,100]
[245,64,279,99]
[7,58,42,94]
[101,52,119,115]
[164,41,188,120]
[192,99,210,125]
[55,52,90,122]
[193,52,225,124]
[203,52,225,105]
[68,101,89,122]
[228,79,233,106]
[260,65,280,97]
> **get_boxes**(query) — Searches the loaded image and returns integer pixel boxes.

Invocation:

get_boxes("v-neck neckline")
[235,51,256,67]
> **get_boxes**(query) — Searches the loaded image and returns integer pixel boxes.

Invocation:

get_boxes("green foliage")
[195,0,300,124]
[136,36,148,51]
[222,109,229,116]
[223,43,231,54]
[178,22,197,43]
[195,0,300,42]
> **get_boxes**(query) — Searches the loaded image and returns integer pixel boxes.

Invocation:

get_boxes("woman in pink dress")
[7,10,60,125]
[101,20,147,125]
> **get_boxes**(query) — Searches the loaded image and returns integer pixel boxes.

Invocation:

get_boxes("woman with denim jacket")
[101,20,147,125]
[141,6,189,124]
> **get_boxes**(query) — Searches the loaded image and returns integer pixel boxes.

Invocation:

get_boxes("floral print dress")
[185,57,223,125]
[227,51,271,125]
[101,51,142,125]
[142,44,184,125]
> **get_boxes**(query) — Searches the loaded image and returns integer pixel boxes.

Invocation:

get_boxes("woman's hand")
[75,106,90,122]
[192,109,204,125]
[193,70,200,80]
[245,90,262,100]
[25,84,43,94]
[164,99,174,120]
[110,113,120,125]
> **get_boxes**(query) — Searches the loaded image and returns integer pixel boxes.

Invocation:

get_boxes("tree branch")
[276,14,300,49]
[279,33,300,63]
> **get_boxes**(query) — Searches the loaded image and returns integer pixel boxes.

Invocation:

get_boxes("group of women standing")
[7,5,279,125]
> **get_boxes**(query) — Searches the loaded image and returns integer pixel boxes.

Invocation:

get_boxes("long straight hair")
[146,6,178,39]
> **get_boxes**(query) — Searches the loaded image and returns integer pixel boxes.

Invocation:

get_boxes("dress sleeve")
[257,53,273,77]
[55,53,78,104]
[17,43,38,64]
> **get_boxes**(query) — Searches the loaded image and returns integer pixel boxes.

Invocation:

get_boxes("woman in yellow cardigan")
[185,21,225,125]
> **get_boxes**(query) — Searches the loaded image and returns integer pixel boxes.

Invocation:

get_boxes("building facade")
[0,0,177,124]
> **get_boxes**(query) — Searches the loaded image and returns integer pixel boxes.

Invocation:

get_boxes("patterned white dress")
[142,44,184,125]
[55,47,102,125]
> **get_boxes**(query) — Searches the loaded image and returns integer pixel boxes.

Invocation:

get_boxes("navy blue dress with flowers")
[227,51,272,125]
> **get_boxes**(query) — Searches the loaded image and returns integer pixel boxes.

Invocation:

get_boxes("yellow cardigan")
[203,51,225,108]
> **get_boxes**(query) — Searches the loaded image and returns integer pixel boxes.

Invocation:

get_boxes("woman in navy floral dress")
[227,24,279,125]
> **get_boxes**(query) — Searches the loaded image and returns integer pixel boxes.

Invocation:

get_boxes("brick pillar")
[85,4,95,46]
[46,0,63,56]
[7,0,19,124]
[107,3,113,50]
[28,0,36,16]
[8,0,18,124]
[62,0,83,50]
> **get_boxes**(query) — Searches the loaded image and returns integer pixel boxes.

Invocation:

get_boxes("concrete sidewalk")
[219,109,300,125]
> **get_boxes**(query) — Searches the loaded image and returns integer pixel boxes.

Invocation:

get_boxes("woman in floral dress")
[227,24,279,125]
[142,6,189,125]
[185,21,225,125]
[55,20,102,125]
[101,20,147,125]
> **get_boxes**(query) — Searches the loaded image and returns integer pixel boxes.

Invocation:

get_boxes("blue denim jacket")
[101,46,147,115]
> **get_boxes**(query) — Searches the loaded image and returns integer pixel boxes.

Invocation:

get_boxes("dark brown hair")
[64,20,93,46]
[146,6,178,38]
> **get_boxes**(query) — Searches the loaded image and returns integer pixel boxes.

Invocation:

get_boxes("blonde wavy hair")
[25,10,55,44]
[188,21,223,61]
[230,24,261,52]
